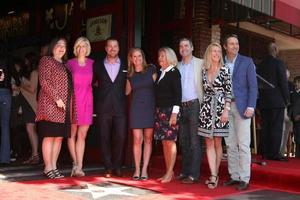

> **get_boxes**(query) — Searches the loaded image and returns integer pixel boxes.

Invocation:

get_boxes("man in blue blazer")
[223,34,258,191]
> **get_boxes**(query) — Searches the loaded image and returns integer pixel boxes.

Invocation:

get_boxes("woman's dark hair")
[47,36,68,62]
[12,57,23,86]
[20,52,39,79]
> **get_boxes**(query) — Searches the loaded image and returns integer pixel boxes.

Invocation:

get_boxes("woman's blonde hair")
[127,47,148,77]
[203,42,224,70]
[158,47,178,67]
[73,37,91,57]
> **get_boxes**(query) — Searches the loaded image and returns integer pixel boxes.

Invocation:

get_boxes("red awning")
[275,0,300,28]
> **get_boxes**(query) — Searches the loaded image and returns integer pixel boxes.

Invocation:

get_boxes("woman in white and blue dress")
[198,42,232,189]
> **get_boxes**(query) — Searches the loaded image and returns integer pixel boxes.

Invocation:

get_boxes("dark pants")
[293,121,300,158]
[296,144,300,158]
[0,89,12,163]
[260,108,284,159]
[179,101,203,179]
[96,112,127,170]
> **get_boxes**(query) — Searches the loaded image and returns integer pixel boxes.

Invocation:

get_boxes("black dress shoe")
[236,181,249,191]
[104,169,112,178]
[176,173,187,180]
[266,156,288,161]
[274,156,288,161]
[181,176,199,184]
[223,179,240,186]
[0,162,10,167]
[113,169,123,177]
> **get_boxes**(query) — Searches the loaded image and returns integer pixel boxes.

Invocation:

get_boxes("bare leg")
[67,124,78,165]
[141,128,153,177]
[161,140,176,183]
[51,137,63,169]
[205,137,217,176]
[156,141,168,181]
[42,137,54,172]
[26,123,39,156]
[133,129,143,177]
[75,125,89,170]
[214,137,223,175]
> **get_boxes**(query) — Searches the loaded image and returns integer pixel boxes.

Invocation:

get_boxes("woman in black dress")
[20,52,40,164]
[126,48,157,180]
[154,47,181,183]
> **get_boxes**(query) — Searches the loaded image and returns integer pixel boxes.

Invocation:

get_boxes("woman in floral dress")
[198,42,232,189]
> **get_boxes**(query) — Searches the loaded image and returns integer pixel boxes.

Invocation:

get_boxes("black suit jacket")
[93,59,127,115]
[257,55,290,109]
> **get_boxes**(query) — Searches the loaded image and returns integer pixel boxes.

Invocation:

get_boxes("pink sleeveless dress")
[67,58,94,125]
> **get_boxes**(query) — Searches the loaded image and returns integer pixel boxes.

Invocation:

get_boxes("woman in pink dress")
[67,37,94,177]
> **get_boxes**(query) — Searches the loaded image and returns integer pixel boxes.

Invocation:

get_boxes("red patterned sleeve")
[38,56,60,101]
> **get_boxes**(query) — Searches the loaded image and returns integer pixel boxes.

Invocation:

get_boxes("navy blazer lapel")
[115,60,126,81]
[100,60,111,82]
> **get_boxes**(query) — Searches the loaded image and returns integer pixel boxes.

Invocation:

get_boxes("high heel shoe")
[156,175,165,181]
[132,175,140,180]
[23,155,39,165]
[70,162,77,177]
[207,175,219,189]
[140,175,148,181]
[74,169,85,177]
[205,176,212,185]
[161,172,174,183]
[44,170,55,179]
[53,169,64,178]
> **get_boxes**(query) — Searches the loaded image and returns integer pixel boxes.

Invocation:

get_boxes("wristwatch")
[225,106,231,111]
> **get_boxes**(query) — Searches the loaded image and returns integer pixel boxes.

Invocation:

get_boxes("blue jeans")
[0,88,11,163]
[179,101,203,179]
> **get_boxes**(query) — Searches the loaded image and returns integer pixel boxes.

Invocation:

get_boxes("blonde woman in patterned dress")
[198,43,232,189]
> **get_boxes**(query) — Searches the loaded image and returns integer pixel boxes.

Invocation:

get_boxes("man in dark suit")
[93,37,127,177]
[257,42,290,161]
[223,34,258,191]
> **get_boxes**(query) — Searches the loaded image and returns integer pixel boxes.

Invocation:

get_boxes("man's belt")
[182,99,198,107]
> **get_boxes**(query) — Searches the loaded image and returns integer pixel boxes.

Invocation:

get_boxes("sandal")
[70,162,77,177]
[53,169,64,178]
[23,155,39,165]
[74,169,85,177]
[207,175,219,189]
[132,175,140,180]
[205,177,211,185]
[140,175,148,181]
[44,170,56,179]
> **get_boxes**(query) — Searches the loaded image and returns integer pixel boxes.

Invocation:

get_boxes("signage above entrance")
[86,14,112,42]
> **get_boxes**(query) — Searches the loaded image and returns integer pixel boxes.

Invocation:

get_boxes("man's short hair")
[105,37,119,46]
[223,34,239,46]
[179,37,193,48]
